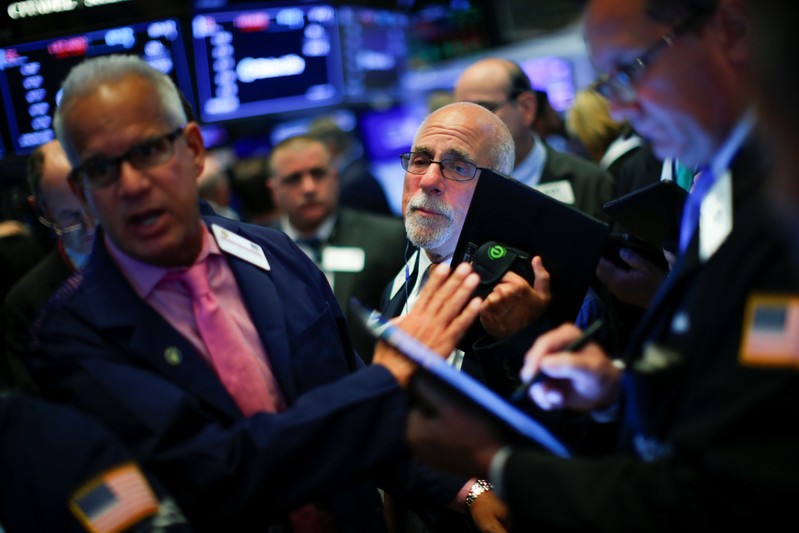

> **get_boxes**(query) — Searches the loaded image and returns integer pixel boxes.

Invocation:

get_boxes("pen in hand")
[510,319,605,403]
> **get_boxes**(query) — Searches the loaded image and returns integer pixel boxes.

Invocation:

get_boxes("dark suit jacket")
[327,208,407,362]
[27,215,456,531]
[3,246,73,390]
[540,143,615,221]
[500,144,799,531]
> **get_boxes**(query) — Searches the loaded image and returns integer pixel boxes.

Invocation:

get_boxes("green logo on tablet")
[488,245,506,260]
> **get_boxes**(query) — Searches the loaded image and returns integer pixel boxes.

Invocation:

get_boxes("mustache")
[406,193,456,221]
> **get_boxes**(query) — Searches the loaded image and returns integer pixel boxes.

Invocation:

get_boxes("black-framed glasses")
[70,127,186,189]
[592,14,704,103]
[400,152,484,182]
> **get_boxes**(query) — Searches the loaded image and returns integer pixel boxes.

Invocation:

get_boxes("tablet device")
[602,179,688,250]
[356,302,571,457]
[453,168,610,327]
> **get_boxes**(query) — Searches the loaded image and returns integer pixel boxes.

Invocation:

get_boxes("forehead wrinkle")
[413,144,472,161]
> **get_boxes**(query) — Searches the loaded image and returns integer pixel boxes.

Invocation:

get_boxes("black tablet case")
[452,169,610,326]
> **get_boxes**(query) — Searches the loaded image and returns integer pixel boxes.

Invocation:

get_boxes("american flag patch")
[740,294,799,368]
[70,462,159,533]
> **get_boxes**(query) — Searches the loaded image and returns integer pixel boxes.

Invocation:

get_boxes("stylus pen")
[510,319,605,403]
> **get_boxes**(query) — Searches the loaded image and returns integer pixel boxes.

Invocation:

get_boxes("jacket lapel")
[83,234,242,420]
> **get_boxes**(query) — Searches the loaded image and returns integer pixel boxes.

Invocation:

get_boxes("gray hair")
[54,55,187,163]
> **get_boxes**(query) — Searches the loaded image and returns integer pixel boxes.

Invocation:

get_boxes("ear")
[515,91,538,128]
[265,178,277,202]
[27,195,38,214]
[714,0,752,65]
[182,122,207,179]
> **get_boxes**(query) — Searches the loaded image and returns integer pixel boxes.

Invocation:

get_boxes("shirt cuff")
[450,478,477,512]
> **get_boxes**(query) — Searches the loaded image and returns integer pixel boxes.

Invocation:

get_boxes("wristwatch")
[465,479,494,510]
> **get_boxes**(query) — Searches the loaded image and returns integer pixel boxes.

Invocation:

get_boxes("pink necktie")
[170,261,285,415]
[172,262,326,532]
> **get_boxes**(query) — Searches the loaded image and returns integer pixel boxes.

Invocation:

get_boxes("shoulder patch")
[740,293,799,370]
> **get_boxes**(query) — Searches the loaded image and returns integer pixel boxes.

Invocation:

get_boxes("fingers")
[530,381,566,410]
[595,256,625,287]
[413,263,481,321]
[520,323,583,382]
[531,256,550,299]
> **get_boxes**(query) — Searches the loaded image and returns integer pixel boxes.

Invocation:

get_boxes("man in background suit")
[3,140,96,389]
[267,135,407,361]
[454,58,615,221]
[27,55,490,531]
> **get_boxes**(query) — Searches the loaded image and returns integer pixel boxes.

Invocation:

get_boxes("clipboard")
[452,168,610,327]
[355,301,571,457]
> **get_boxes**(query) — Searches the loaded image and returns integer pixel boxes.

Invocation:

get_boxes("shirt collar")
[279,213,337,243]
[105,223,221,299]
[513,132,548,187]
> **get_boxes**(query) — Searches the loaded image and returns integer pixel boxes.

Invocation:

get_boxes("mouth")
[126,208,167,235]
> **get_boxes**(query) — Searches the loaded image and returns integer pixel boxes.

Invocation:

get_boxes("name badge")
[212,224,270,271]
[699,171,732,262]
[740,294,799,369]
[534,180,575,204]
[322,246,365,273]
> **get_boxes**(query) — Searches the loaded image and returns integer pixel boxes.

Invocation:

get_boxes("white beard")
[404,192,458,252]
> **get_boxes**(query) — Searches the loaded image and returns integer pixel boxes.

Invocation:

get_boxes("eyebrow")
[412,145,474,162]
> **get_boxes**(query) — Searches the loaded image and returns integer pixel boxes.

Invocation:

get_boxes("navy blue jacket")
[28,215,457,531]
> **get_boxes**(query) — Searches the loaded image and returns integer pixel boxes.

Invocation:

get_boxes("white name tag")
[212,224,271,271]
[534,179,576,204]
[322,246,365,273]
[699,171,733,262]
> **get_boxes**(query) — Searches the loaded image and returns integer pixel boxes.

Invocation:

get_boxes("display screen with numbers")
[0,18,194,156]
[191,3,343,123]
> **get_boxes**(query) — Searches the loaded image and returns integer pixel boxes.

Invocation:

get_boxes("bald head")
[454,58,537,166]
[414,102,515,175]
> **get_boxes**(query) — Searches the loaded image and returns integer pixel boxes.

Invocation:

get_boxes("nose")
[300,173,318,195]
[417,161,446,194]
[117,159,152,196]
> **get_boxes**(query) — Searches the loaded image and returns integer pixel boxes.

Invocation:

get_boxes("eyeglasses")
[400,152,484,182]
[592,14,703,103]
[474,94,518,113]
[37,215,92,236]
[70,127,186,189]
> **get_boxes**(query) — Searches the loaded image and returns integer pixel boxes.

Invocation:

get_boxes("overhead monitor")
[520,56,576,113]
[0,18,194,156]
[191,4,343,123]
[338,5,409,102]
